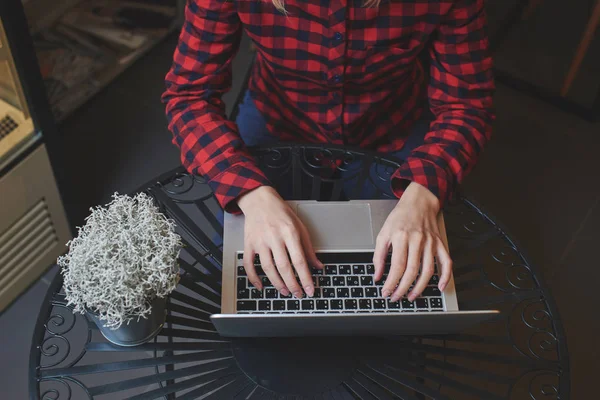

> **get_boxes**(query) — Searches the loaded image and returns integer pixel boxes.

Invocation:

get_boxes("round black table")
[29,145,569,400]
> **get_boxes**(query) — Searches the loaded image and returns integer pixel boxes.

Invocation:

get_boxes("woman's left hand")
[373,182,452,302]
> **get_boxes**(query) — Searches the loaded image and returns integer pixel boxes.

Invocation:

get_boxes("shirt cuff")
[205,162,271,214]
[391,157,452,208]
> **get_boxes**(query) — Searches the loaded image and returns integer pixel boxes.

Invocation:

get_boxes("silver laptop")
[211,200,499,337]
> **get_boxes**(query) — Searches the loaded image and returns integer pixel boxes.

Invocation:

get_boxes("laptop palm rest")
[296,203,374,249]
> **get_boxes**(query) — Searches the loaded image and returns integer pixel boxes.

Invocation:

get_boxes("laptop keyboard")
[235,252,445,314]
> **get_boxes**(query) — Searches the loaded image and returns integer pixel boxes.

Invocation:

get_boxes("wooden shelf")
[21,0,184,122]
[51,24,178,122]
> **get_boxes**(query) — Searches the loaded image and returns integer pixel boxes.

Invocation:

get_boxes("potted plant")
[58,192,182,346]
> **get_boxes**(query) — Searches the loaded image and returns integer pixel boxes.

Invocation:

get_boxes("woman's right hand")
[237,186,323,298]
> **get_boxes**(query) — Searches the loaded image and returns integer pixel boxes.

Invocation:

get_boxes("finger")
[391,234,424,302]
[299,223,323,269]
[373,233,391,282]
[286,234,314,297]
[408,237,435,301]
[243,246,262,290]
[436,240,453,292]
[382,235,408,298]
[272,241,303,298]
[258,247,289,297]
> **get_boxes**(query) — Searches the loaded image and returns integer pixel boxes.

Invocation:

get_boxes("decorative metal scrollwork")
[38,304,92,369]
[509,370,560,400]
[39,377,91,400]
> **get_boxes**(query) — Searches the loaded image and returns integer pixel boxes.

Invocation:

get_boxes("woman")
[163,0,495,304]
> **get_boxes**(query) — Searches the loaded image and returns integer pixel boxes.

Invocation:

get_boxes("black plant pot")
[86,295,167,347]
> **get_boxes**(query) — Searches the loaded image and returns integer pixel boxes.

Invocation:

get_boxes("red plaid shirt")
[163,0,495,212]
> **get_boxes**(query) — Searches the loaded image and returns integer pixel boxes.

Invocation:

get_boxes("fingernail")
[408,294,415,301]
[382,289,391,298]
[254,282,263,290]
[439,283,446,291]
[280,288,290,296]
[305,286,314,297]
[293,291,303,299]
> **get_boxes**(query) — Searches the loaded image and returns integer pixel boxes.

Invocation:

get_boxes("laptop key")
[312,287,321,298]
[258,301,271,311]
[337,288,350,298]
[346,276,359,286]
[387,299,400,309]
[313,268,323,275]
[360,276,373,286]
[351,287,364,298]
[429,275,439,285]
[251,289,263,299]
[237,266,246,276]
[333,277,345,286]
[330,299,343,310]
[373,299,386,309]
[237,277,247,289]
[316,300,329,310]
[265,288,278,299]
[325,265,337,274]
[429,298,443,309]
[365,287,378,297]
[366,264,375,274]
[318,276,331,286]
[353,265,365,274]
[345,299,358,310]
[237,289,250,299]
[423,287,441,297]
[302,300,315,310]
[261,276,271,287]
[237,301,257,311]
[273,300,286,311]
[339,265,351,274]
[416,298,428,309]
[359,299,372,310]
[287,300,300,311]
[402,299,415,309]
[323,288,336,298]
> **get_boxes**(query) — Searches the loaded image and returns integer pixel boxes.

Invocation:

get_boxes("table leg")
[561,0,600,96]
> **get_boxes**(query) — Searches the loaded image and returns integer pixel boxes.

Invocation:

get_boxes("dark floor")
[2,1,600,398]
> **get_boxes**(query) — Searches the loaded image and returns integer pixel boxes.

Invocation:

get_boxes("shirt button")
[332,74,341,83]
[334,32,343,41]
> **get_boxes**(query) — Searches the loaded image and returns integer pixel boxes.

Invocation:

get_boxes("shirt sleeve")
[162,0,270,213]
[391,0,495,207]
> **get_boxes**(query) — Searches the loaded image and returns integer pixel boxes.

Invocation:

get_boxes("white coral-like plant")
[58,192,182,330]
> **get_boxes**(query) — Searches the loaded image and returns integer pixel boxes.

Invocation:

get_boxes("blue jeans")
[235,90,431,200]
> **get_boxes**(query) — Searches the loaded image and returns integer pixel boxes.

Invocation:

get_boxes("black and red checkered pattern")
[163,0,495,212]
